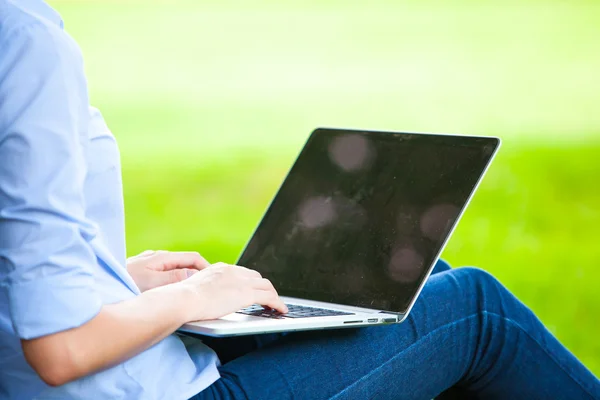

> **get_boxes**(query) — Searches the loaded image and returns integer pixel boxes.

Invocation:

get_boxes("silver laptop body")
[179,128,500,337]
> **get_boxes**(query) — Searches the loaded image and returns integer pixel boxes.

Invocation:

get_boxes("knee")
[454,266,501,287]
[450,267,508,310]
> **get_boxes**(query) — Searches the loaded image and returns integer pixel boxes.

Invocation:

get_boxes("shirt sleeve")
[0,22,103,339]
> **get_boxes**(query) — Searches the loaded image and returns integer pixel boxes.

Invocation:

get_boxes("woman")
[0,1,598,399]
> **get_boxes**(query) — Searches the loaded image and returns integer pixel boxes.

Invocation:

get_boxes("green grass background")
[51,0,600,374]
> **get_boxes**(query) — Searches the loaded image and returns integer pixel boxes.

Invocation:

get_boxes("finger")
[127,250,155,261]
[211,263,262,279]
[156,252,210,271]
[249,278,286,312]
[206,262,235,270]
[249,277,276,292]
[252,290,288,314]
[149,268,197,288]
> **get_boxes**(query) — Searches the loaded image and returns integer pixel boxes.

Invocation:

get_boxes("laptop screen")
[238,129,499,314]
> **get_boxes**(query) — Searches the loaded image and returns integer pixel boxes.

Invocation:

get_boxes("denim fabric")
[192,260,600,400]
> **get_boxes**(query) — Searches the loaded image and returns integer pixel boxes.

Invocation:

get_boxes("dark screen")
[238,129,499,313]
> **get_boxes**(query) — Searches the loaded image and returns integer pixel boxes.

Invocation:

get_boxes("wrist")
[176,283,200,322]
[147,283,197,325]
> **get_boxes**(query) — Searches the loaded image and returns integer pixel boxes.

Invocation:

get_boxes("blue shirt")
[0,1,219,398]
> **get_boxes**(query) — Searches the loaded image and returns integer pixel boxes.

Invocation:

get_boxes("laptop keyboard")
[237,304,354,319]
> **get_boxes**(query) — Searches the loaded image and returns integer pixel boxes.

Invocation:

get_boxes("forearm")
[22,284,194,387]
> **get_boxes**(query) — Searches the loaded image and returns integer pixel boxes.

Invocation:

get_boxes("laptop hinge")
[378,310,403,316]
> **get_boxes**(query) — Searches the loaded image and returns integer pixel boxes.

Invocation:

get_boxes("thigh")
[195,268,479,400]
[194,267,600,400]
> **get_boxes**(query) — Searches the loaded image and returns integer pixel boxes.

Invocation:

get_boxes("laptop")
[179,128,500,337]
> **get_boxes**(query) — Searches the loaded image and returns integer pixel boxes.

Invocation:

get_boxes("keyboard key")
[236,304,354,319]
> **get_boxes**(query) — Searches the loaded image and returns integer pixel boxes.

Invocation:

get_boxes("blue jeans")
[191,261,600,399]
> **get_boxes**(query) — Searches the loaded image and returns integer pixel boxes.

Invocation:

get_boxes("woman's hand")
[22,259,287,386]
[178,262,288,321]
[127,250,209,292]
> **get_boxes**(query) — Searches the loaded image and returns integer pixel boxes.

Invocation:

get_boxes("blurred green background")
[51,0,599,373]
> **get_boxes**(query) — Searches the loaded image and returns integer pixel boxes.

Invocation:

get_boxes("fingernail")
[186,269,196,278]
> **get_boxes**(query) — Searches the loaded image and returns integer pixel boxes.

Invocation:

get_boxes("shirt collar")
[18,0,64,29]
